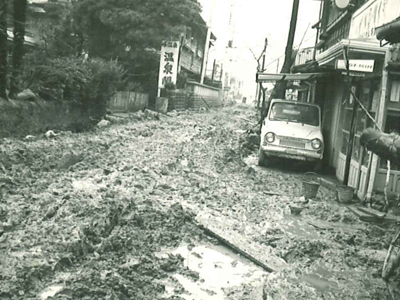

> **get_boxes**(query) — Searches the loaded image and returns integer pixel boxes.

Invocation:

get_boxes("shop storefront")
[314,38,387,198]
[374,17,400,194]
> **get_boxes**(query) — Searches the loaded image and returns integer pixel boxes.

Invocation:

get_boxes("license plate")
[286,149,299,155]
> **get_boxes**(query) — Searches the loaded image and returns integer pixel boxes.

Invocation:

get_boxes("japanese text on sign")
[158,41,180,89]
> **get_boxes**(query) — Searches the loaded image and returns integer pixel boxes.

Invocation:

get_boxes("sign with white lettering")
[336,59,375,73]
[158,41,180,89]
[349,0,400,39]
[341,72,366,77]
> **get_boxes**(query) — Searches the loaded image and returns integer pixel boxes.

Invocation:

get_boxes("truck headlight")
[265,132,275,143]
[311,138,322,150]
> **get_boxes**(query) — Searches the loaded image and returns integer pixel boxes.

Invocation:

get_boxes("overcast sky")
[199,0,322,100]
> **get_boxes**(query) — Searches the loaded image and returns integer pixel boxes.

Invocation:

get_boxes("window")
[341,132,349,154]
[390,80,400,103]
[380,112,400,170]
[269,102,320,126]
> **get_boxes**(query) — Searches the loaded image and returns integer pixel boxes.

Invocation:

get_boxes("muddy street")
[0,105,399,300]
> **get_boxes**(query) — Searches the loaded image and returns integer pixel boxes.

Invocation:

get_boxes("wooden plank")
[356,206,386,219]
[307,220,364,233]
[347,207,380,223]
[263,191,283,196]
[196,223,275,273]
[195,213,287,272]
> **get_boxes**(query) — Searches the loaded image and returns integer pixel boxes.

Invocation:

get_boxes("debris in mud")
[97,119,111,127]
[0,105,397,300]
[289,205,304,215]
[45,130,57,138]
[57,152,84,170]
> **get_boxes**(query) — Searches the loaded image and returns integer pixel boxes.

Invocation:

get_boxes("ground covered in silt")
[0,105,399,300]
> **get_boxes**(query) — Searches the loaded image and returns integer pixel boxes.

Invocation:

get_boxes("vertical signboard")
[158,41,180,90]
[349,0,400,39]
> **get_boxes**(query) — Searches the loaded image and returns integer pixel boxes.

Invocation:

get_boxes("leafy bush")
[22,55,91,102]
[21,54,125,115]
[84,58,125,111]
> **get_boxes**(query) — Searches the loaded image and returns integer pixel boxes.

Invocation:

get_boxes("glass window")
[341,132,349,155]
[343,108,353,132]
[352,136,361,161]
[385,113,400,134]
[390,80,400,103]
[269,102,320,126]
[379,112,400,170]
[362,149,371,167]
[380,159,400,171]
[366,112,376,128]
[356,111,366,134]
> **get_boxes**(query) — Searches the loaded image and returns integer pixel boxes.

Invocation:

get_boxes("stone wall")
[0,99,103,138]
[165,82,223,111]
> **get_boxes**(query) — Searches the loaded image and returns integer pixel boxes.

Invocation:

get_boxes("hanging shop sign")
[336,59,375,73]
[341,72,366,77]
[158,41,180,89]
[349,0,400,39]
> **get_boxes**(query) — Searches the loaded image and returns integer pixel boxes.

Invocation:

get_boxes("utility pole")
[221,0,236,100]
[272,0,300,99]
[211,59,216,83]
[257,38,268,108]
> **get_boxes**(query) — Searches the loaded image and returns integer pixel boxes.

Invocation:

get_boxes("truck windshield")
[269,102,320,126]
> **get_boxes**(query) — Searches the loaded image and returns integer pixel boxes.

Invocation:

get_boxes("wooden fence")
[108,91,149,112]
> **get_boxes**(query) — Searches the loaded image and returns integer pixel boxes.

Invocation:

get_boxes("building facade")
[178,16,217,84]
[293,0,400,199]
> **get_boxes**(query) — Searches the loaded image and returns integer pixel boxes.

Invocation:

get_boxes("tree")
[72,0,202,84]
[26,3,82,58]
[9,0,27,98]
[0,0,7,99]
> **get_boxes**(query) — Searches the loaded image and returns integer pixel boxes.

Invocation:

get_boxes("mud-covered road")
[0,105,399,299]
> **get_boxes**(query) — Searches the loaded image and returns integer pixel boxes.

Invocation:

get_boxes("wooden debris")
[356,206,387,219]
[382,230,400,280]
[347,207,383,223]
[347,206,400,223]
[263,191,283,196]
[307,220,364,233]
[239,116,254,123]
[196,222,275,273]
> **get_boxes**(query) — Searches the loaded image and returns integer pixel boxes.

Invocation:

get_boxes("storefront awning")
[376,17,400,44]
[316,39,386,67]
[256,72,322,83]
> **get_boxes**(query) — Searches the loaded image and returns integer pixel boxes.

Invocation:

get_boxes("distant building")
[179,15,216,83]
